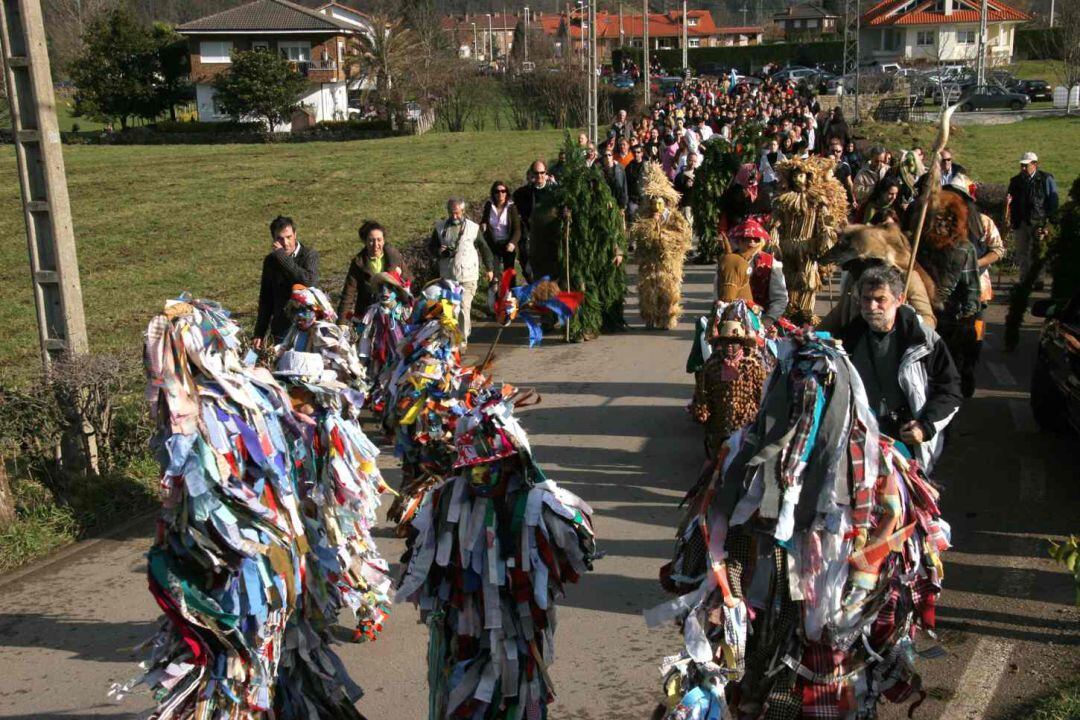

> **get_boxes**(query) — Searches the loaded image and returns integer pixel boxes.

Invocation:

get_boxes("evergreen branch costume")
[535,137,627,339]
[650,329,950,720]
[633,162,694,329]
[133,292,393,719]
[772,156,849,324]
[384,280,597,719]
[690,126,764,263]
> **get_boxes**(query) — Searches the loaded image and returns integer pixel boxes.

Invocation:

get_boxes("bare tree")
[43,0,120,70]
[1039,0,1080,112]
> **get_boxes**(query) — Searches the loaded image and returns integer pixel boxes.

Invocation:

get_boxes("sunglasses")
[496,188,508,193]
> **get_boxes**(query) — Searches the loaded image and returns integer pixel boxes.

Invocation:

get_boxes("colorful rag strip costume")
[650,329,950,720]
[384,280,597,720]
[135,293,392,718]
[354,281,412,413]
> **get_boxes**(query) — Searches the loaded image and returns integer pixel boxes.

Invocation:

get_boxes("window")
[278,41,311,62]
[688,37,701,48]
[200,40,232,63]
[688,16,699,26]
[958,30,976,44]
[807,18,818,28]
[252,40,269,52]
[916,30,936,47]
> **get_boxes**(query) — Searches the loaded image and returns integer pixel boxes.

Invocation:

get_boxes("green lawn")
[857,115,1080,186]
[0,129,565,379]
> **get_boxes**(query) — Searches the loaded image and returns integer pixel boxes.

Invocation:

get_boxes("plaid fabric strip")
[849,423,873,532]
[780,372,821,488]
[796,643,848,720]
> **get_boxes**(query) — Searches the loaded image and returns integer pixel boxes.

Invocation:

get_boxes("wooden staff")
[903,102,959,299]
[563,209,572,343]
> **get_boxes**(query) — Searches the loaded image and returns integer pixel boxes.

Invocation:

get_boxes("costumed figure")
[817,222,937,332]
[771,155,850,324]
[131,292,393,719]
[698,301,772,458]
[649,329,951,720]
[633,162,694,329]
[354,270,413,413]
[385,280,597,720]
[724,218,789,327]
[532,138,627,341]
[488,268,584,348]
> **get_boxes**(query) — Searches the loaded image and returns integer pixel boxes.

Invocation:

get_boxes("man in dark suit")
[253,215,319,348]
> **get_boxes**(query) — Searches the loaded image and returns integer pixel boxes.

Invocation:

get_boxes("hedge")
[612,41,844,75]
[155,119,266,134]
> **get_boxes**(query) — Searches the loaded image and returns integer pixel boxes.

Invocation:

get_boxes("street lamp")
[682,0,688,74]
[486,12,493,62]
[472,21,477,59]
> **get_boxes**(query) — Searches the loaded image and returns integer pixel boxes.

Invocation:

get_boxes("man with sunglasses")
[829,141,856,210]
[938,148,967,186]
[512,159,556,282]
[625,144,647,222]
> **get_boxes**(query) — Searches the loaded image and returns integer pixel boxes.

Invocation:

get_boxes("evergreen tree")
[68,8,160,129]
[150,22,192,122]
[211,50,308,131]
[538,136,628,339]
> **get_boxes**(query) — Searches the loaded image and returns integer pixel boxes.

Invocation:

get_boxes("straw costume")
[633,162,694,329]
[384,280,597,720]
[771,156,849,324]
[650,328,950,720]
[134,292,393,718]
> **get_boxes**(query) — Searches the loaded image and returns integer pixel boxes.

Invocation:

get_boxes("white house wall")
[194,81,348,127]
[860,21,1018,65]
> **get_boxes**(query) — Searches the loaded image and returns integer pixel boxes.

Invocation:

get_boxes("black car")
[1012,79,1054,102]
[1030,291,1080,435]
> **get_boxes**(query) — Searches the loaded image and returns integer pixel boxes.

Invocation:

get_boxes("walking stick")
[479,326,504,374]
[903,102,959,299]
[563,209,572,343]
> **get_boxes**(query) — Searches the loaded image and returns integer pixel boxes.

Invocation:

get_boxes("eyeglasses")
[496,188,508,194]
[535,170,548,175]
[941,157,953,162]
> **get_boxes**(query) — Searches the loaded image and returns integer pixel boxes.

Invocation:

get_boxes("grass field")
[0,129,565,379]
[857,115,1080,186]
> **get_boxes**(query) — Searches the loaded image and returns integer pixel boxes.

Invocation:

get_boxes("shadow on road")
[0,613,153,663]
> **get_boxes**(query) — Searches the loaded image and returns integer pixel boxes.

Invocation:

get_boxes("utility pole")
[842,0,861,122]
[619,2,624,48]
[681,0,688,74]
[588,0,598,143]
[975,0,988,85]
[1050,0,1055,28]
[524,6,530,64]
[487,12,494,62]
[0,0,89,371]
[472,22,478,58]
[643,0,650,106]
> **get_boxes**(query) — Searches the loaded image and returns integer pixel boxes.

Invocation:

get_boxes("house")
[178,0,370,127]
[772,2,840,38]
[543,10,762,59]
[440,13,518,61]
[860,0,1030,66]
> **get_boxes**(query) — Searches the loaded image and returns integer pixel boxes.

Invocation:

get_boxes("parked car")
[696,62,732,77]
[1030,292,1080,435]
[770,66,817,82]
[958,84,1030,111]
[1011,79,1053,102]
[933,82,964,105]
[611,73,635,89]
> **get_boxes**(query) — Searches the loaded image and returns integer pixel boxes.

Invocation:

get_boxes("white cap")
[1019,151,1038,164]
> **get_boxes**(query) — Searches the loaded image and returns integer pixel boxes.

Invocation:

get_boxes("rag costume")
[384,280,597,720]
[354,270,413,414]
[650,329,951,720]
[132,291,392,718]
[633,162,694,330]
[772,156,849,325]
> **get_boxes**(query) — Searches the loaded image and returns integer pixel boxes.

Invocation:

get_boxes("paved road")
[0,266,1076,719]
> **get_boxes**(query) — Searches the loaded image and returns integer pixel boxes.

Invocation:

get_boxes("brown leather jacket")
[337,244,408,322]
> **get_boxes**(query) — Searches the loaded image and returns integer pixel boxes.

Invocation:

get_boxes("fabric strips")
[651,328,950,720]
[135,290,393,719]
[384,280,596,720]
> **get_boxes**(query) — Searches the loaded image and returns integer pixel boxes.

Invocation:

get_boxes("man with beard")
[838,264,961,472]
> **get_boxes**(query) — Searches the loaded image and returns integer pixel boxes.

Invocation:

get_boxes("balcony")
[289,59,340,83]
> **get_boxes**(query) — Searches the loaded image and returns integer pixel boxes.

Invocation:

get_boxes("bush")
[311,118,393,132]
[155,119,265,133]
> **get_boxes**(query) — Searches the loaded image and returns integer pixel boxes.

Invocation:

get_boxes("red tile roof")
[862,0,1029,26]
[542,11,758,39]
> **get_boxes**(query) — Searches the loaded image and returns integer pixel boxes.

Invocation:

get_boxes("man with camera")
[838,265,962,473]
[428,198,494,348]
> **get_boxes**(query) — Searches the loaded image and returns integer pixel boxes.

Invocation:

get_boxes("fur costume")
[633,162,694,329]
[771,156,849,324]
[817,223,937,332]
[911,189,981,321]
[649,329,950,720]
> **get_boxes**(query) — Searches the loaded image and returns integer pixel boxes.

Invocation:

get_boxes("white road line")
[938,636,1014,720]
[1008,399,1037,435]
[986,361,1019,388]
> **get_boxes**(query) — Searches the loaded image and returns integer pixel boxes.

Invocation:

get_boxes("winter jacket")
[255,244,319,340]
[1007,169,1059,228]
[337,243,408,322]
[838,304,961,472]
[602,162,629,209]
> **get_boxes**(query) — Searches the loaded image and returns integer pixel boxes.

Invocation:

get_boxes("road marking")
[938,636,1014,720]
[1008,398,1037,434]
[986,361,1019,388]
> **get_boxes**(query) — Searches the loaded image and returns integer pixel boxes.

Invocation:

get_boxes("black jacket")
[839,304,961,446]
[255,244,319,340]
[336,244,408,322]
[1007,169,1059,228]
[625,160,647,205]
[480,200,522,252]
[602,162,628,209]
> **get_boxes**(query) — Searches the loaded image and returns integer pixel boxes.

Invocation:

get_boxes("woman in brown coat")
[337,220,409,323]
